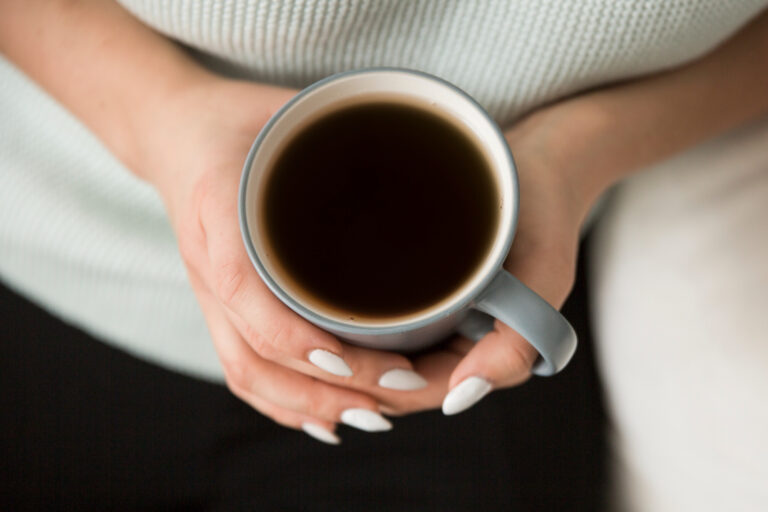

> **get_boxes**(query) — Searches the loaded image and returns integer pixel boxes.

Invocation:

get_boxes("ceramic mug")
[239,68,576,376]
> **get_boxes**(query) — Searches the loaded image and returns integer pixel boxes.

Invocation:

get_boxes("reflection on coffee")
[262,100,499,319]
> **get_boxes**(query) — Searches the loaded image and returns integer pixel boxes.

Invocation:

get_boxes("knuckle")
[175,180,214,274]
[177,237,198,266]
[175,217,208,271]
[190,174,218,242]
[299,386,328,419]
[388,391,438,415]
[242,323,278,359]
[214,259,247,305]
[193,172,218,219]
[495,335,534,380]
[267,322,297,355]
[379,402,411,417]
[301,385,342,421]
[222,360,249,395]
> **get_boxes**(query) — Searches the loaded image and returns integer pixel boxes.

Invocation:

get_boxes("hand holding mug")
[239,70,577,421]
[147,72,577,444]
[145,79,439,444]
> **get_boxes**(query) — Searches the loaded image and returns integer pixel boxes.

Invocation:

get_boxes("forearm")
[0,0,216,178]
[540,8,768,211]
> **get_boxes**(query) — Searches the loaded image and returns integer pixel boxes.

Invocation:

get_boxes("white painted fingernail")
[378,368,428,390]
[308,349,353,377]
[301,422,341,445]
[442,376,492,415]
[341,408,392,432]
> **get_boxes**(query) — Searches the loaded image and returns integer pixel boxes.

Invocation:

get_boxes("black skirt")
[0,243,606,512]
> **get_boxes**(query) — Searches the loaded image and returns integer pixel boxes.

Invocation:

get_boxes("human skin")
[2,1,767,440]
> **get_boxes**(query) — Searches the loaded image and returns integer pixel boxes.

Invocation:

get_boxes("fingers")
[223,334,390,431]
[194,280,339,444]
[441,326,538,415]
[242,390,342,446]
[192,150,574,423]
[197,173,429,392]
[198,175,351,367]
[341,344,428,390]
[197,284,392,438]
[376,344,466,415]
[275,335,428,392]
[441,237,576,416]
[223,304,428,393]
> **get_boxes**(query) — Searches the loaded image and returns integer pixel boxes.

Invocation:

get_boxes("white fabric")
[119,0,765,127]
[1,4,768,508]
[1,0,764,382]
[590,117,768,511]
[0,59,220,380]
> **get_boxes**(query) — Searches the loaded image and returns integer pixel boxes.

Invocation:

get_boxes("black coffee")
[262,101,499,319]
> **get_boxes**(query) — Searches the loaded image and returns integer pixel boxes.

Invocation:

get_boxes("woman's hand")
[6,0,766,441]
[373,105,592,417]
[433,109,589,415]
[288,103,590,420]
[142,79,438,442]
[140,76,584,430]
[1,0,437,443]
[426,3,768,414]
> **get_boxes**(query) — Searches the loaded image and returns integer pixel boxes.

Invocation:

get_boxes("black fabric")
[0,241,606,511]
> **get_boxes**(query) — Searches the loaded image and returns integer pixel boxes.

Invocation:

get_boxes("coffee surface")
[263,101,499,319]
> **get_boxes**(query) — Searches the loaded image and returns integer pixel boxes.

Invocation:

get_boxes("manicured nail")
[301,422,341,445]
[442,376,492,415]
[378,368,428,390]
[340,408,392,432]
[308,349,353,377]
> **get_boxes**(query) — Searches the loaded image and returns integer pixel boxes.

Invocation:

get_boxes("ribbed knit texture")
[119,0,766,125]
[1,0,766,381]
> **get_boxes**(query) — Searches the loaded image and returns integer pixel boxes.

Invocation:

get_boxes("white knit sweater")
[0,0,765,382]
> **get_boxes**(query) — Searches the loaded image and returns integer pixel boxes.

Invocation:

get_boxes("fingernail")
[442,376,492,415]
[301,422,341,445]
[308,349,353,377]
[378,368,428,390]
[340,408,392,432]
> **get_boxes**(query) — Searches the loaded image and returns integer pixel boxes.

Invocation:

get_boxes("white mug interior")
[242,69,517,328]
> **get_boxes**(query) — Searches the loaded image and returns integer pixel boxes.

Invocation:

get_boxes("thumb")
[441,242,576,416]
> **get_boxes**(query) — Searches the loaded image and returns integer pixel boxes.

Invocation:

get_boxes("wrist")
[132,76,298,225]
[506,99,615,229]
[547,101,617,209]
[119,66,223,183]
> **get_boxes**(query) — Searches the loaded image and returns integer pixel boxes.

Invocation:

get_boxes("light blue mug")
[239,68,576,376]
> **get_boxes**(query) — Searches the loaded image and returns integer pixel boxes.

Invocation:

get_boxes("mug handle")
[456,270,577,376]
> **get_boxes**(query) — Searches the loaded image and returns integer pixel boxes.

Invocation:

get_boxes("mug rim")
[238,67,519,335]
